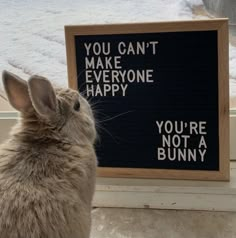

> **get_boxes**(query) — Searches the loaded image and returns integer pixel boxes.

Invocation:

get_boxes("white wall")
[0,118,17,143]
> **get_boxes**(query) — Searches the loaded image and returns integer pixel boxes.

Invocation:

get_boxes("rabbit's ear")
[2,70,32,112]
[28,75,57,118]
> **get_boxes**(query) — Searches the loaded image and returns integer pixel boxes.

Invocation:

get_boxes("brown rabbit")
[0,71,97,238]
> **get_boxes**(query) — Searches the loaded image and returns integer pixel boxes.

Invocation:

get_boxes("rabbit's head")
[2,71,96,145]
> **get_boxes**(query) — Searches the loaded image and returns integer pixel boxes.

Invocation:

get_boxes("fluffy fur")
[0,71,97,238]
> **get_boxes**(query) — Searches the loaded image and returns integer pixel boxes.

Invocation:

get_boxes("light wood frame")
[65,19,229,181]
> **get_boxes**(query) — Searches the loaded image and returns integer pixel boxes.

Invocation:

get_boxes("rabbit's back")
[0,139,96,238]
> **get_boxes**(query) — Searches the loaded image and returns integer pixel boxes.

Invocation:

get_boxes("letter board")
[65,19,229,180]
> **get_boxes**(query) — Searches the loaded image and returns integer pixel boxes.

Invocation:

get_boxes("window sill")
[94,162,236,211]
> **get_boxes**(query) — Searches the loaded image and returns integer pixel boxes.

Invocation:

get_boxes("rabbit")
[0,70,97,238]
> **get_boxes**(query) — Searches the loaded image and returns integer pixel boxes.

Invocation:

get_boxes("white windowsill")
[94,162,236,211]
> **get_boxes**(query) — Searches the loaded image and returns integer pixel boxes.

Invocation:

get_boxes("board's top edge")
[64,18,228,29]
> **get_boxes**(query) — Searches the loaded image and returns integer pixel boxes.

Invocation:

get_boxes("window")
[0,0,236,160]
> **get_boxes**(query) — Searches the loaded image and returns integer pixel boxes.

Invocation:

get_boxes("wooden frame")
[65,19,229,181]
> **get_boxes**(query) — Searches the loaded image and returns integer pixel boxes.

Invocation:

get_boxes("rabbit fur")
[0,71,97,238]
